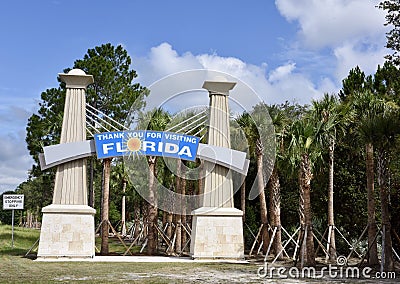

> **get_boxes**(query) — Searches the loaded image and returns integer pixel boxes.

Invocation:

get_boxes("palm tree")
[373,102,399,271]
[174,158,183,254]
[236,112,271,254]
[132,108,170,255]
[231,119,249,220]
[286,117,325,267]
[100,158,112,255]
[350,91,384,265]
[265,105,290,260]
[164,109,206,254]
[309,94,349,262]
[144,108,170,255]
[111,162,130,236]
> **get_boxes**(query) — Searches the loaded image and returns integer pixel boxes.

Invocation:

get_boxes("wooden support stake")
[293,227,302,261]
[249,224,263,257]
[107,220,132,256]
[272,227,300,264]
[357,228,380,267]
[25,238,40,257]
[325,225,333,260]
[155,224,171,247]
[313,231,329,256]
[264,226,277,262]
[140,238,148,253]
[347,224,368,260]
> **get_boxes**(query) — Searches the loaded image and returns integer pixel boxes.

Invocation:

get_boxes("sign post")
[3,194,24,248]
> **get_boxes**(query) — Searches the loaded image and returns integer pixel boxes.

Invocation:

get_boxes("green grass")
[1,225,395,283]
[0,225,256,283]
[0,256,221,283]
[0,225,40,256]
[94,235,141,255]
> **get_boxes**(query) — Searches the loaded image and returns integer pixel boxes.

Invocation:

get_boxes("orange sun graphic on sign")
[124,133,144,159]
[126,137,142,152]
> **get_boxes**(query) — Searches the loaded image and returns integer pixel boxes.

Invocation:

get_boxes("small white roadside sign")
[2,194,24,248]
[3,194,24,210]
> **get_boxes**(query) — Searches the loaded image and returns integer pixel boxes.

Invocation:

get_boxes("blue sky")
[0,0,389,192]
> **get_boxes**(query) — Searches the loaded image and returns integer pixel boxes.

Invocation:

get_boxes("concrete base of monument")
[37,204,96,259]
[190,207,244,260]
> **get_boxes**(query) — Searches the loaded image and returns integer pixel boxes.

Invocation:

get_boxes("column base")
[190,207,244,260]
[37,204,96,259]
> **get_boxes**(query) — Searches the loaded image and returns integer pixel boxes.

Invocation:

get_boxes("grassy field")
[0,225,398,283]
[0,225,40,256]
[0,254,258,283]
[0,225,259,283]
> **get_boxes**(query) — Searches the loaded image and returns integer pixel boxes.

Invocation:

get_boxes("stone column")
[37,69,96,258]
[202,81,235,208]
[190,80,244,260]
[52,70,93,204]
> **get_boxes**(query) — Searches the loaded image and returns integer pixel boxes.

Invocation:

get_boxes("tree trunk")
[162,211,167,230]
[377,149,393,271]
[181,161,187,252]
[166,212,173,241]
[240,176,246,221]
[256,139,270,254]
[366,143,379,265]
[327,138,337,261]
[121,178,127,236]
[299,153,315,266]
[88,157,95,208]
[147,156,158,255]
[133,205,141,242]
[27,211,32,228]
[268,166,283,260]
[175,159,182,254]
[197,159,204,209]
[101,158,111,255]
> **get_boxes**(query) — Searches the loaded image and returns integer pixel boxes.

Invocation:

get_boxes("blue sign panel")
[94,131,200,161]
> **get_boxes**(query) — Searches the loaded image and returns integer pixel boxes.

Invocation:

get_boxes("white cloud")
[134,42,327,106]
[137,43,202,85]
[275,0,389,84]
[268,62,296,82]
[275,0,387,49]
[334,41,388,81]
[134,2,390,108]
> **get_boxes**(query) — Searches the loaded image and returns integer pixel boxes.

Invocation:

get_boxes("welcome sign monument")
[37,69,249,260]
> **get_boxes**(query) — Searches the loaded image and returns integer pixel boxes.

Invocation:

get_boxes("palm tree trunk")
[133,205,141,241]
[269,166,283,260]
[327,138,337,261]
[101,158,111,255]
[299,153,315,266]
[88,157,95,208]
[197,159,204,209]
[166,212,173,241]
[162,211,167,231]
[377,149,393,271]
[175,159,182,254]
[121,178,127,236]
[256,139,270,254]
[181,161,187,252]
[366,143,379,265]
[240,176,246,221]
[147,156,158,255]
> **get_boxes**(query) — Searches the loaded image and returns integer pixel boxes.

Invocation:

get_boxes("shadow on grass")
[0,247,29,256]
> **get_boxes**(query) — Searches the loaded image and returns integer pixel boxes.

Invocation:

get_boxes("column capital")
[59,69,94,89]
[202,81,236,96]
